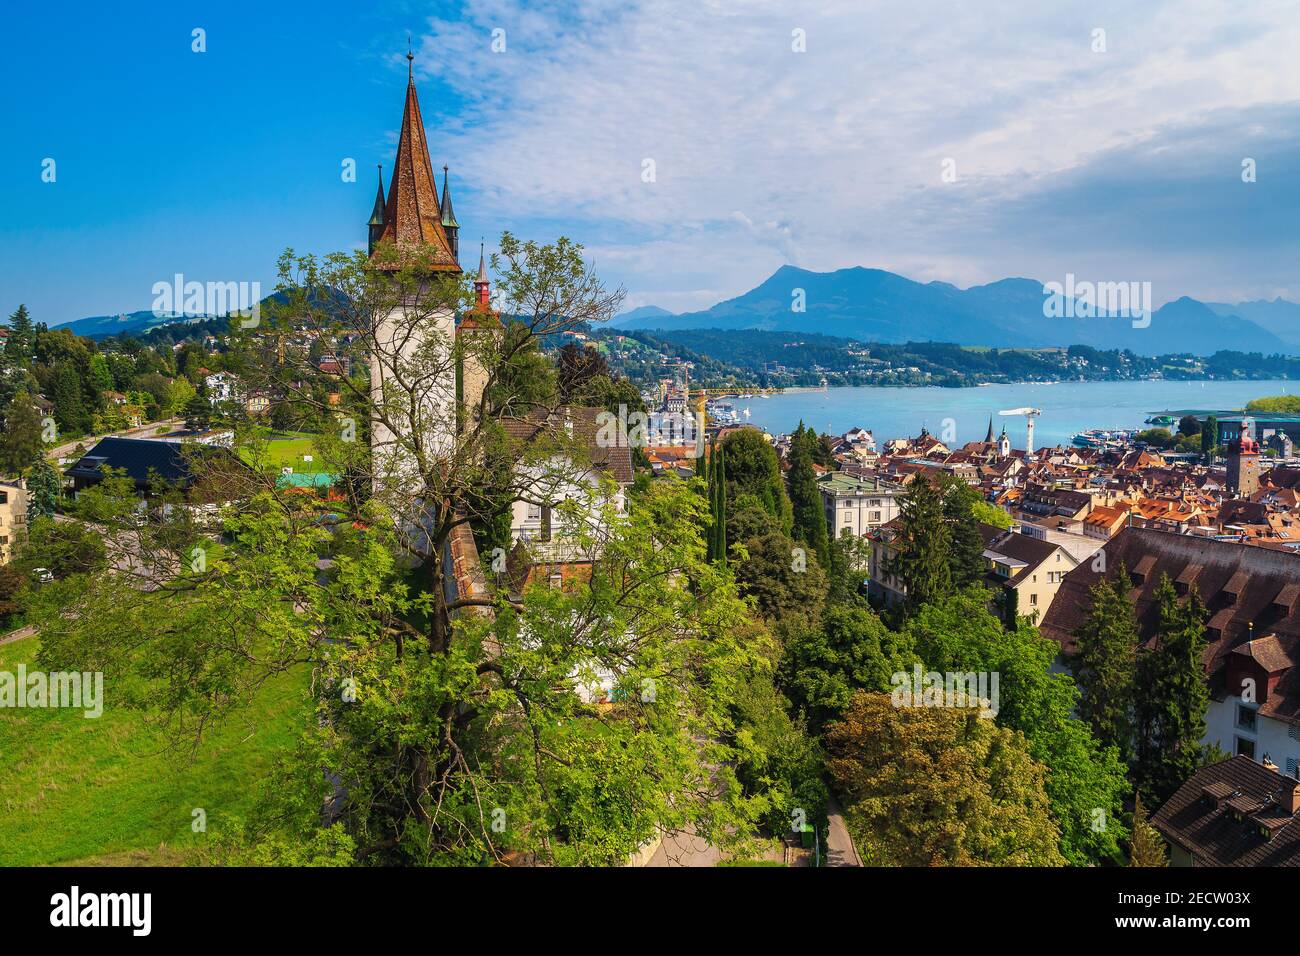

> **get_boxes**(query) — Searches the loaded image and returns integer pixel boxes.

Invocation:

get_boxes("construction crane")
[999,406,1042,455]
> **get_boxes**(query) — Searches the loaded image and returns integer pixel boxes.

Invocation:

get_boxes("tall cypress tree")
[1133,575,1210,803]
[890,475,952,611]
[713,443,727,566]
[942,477,986,589]
[26,459,61,521]
[1069,564,1138,764]
[789,423,829,564]
[1202,416,1217,456]
[6,304,34,364]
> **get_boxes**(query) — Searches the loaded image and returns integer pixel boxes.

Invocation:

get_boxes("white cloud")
[413,0,1300,311]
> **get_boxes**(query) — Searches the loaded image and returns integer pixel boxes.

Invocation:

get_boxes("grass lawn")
[238,434,319,472]
[0,636,310,866]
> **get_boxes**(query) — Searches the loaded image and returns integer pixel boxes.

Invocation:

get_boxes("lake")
[734,379,1298,447]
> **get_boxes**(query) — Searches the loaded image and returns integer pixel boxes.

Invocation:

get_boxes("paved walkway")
[0,625,36,647]
[646,827,722,867]
[824,794,863,867]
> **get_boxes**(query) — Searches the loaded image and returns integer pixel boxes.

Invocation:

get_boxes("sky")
[3,0,1300,325]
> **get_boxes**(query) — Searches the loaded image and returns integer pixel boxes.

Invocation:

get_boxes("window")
[1290,724,1300,741]
[1287,758,1298,777]
[1238,705,1258,732]
[1030,593,1038,606]
[869,511,881,522]
[548,573,563,589]
[526,503,542,520]
[1237,737,1256,759]
[843,512,852,524]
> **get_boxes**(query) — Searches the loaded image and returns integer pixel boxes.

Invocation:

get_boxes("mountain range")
[612,266,1297,357]
[46,311,219,339]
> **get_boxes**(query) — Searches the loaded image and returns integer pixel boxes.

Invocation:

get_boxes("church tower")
[368,49,462,486]
[457,244,501,429]
[1227,419,1261,497]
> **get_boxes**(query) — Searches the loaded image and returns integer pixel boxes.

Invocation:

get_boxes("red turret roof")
[372,57,460,272]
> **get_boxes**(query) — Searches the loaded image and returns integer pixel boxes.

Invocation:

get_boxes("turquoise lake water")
[734,380,1298,447]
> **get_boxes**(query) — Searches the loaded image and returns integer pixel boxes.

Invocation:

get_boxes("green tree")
[720,427,792,534]
[707,441,728,564]
[942,477,986,589]
[88,353,114,395]
[26,459,61,521]
[889,476,953,611]
[731,667,829,838]
[1128,793,1168,867]
[183,393,213,431]
[1069,565,1138,764]
[904,589,1129,865]
[825,691,1065,866]
[50,362,90,436]
[1202,415,1218,455]
[13,516,106,580]
[732,530,828,624]
[788,423,829,564]
[780,604,915,730]
[0,392,44,474]
[1133,575,1210,804]
[6,304,35,363]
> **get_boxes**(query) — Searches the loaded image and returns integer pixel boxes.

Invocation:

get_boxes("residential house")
[819,472,904,540]
[1151,755,1300,866]
[0,479,29,565]
[505,407,634,561]
[1041,527,1300,773]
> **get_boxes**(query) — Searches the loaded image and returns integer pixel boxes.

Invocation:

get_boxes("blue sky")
[3,0,1300,325]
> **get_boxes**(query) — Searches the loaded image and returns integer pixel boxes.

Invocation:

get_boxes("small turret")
[474,243,490,311]
[367,165,386,255]
[440,165,460,262]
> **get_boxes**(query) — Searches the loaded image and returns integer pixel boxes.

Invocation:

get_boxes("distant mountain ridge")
[613,266,1296,357]
[51,310,218,339]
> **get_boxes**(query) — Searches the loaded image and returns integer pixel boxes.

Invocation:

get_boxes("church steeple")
[371,46,459,272]
[474,242,489,310]
[440,165,460,261]
[984,416,994,444]
[367,165,386,255]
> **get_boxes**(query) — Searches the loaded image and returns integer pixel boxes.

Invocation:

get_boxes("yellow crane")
[688,386,784,431]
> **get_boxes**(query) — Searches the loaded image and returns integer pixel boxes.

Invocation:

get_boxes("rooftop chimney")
[1283,780,1300,815]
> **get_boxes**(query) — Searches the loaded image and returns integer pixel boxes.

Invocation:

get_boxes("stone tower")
[457,245,501,430]
[368,50,462,487]
[1227,419,1261,497]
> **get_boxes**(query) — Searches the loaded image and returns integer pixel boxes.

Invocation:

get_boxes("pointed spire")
[440,165,459,228]
[474,241,491,311]
[407,33,414,81]
[373,51,459,271]
[985,416,994,443]
[368,164,386,226]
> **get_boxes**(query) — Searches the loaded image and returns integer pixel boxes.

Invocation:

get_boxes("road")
[824,794,863,866]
